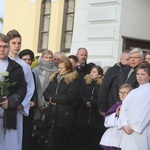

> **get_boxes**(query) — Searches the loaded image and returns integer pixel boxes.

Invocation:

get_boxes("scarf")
[39,60,57,72]
[38,60,57,95]
[57,74,66,82]
[104,101,122,117]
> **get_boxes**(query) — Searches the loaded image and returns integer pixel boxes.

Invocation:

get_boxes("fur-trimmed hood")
[84,74,103,85]
[49,70,79,84]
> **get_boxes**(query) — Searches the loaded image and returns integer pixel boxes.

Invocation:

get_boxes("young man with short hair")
[6,29,35,150]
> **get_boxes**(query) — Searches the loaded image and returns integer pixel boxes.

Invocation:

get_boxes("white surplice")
[100,113,123,148]
[118,83,150,150]
[9,56,34,150]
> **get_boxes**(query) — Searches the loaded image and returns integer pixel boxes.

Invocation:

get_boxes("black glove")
[0,95,6,103]
[8,94,20,108]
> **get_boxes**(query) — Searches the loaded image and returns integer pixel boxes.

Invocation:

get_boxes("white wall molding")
[71,0,122,67]
[89,0,121,5]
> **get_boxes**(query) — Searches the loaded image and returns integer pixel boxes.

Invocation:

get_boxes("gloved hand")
[8,94,20,108]
[0,95,6,103]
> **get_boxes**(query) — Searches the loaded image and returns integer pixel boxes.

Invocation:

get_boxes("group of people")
[99,48,150,150]
[0,29,150,150]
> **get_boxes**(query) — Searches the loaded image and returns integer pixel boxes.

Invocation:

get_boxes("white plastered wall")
[71,0,150,67]
[118,0,150,53]
[70,0,122,67]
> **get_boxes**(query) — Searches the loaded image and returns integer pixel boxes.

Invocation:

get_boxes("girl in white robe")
[118,63,150,150]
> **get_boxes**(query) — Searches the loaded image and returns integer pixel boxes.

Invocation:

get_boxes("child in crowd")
[100,83,132,150]
[118,63,150,150]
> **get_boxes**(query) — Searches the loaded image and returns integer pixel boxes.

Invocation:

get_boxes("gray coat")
[32,61,57,119]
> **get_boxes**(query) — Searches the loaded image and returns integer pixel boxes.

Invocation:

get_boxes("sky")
[0,0,5,33]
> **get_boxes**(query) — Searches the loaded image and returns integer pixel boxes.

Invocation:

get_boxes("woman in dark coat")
[77,66,106,150]
[44,58,78,150]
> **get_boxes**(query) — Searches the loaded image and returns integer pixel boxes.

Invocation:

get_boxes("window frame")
[38,0,51,53]
[122,36,150,52]
[61,0,75,53]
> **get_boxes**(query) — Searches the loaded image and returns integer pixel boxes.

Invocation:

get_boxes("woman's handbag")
[37,105,57,150]
[37,125,54,150]
[31,119,45,139]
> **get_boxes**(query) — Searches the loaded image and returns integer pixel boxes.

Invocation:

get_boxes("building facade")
[3,0,150,67]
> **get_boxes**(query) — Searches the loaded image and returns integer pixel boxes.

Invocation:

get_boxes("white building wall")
[71,0,150,67]
[71,0,122,67]
[118,0,150,52]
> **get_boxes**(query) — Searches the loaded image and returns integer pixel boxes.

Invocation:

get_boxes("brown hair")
[136,62,150,76]
[58,58,72,72]
[6,29,22,41]
[144,52,150,59]
[0,33,9,43]
[91,65,103,76]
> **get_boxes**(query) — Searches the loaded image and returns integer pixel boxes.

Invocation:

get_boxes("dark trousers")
[78,126,105,150]
[67,125,81,150]
[53,126,69,150]
[22,115,30,150]
[22,110,34,150]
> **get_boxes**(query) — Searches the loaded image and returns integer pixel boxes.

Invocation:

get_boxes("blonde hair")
[119,83,133,91]
[42,50,53,57]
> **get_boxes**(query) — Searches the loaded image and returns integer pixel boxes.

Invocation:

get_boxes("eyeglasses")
[119,92,129,95]
[129,57,141,59]
[54,58,60,61]
[0,45,9,49]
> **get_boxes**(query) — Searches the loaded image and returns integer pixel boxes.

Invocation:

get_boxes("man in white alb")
[6,29,34,150]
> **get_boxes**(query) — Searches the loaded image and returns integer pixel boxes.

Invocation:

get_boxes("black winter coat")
[76,62,96,76]
[44,71,78,131]
[98,62,127,112]
[77,75,105,129]
[112,65,139,104]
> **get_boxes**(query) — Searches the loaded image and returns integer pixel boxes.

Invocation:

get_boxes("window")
[61,0,75,53]
[38,0,51,53]
[122,36,150,52]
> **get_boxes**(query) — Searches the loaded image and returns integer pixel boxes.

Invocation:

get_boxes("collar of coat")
[49,70,79,85]
[84,74,103,85]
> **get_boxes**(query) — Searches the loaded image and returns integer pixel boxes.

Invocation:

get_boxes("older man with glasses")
[111,48,143,105]
[99,48,144,116]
